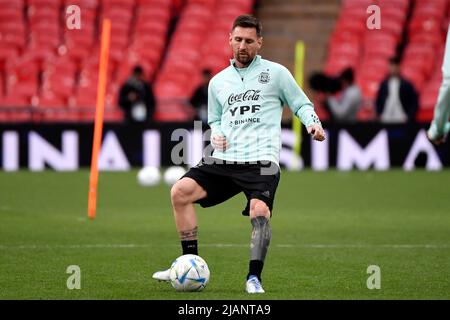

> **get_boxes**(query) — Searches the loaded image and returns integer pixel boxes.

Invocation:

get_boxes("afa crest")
[258,72,270,84]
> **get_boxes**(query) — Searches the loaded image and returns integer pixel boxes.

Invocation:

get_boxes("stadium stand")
[153,0,254,121]
[324,0,449,122]
[0,0,254,123]
[0,0,448,123]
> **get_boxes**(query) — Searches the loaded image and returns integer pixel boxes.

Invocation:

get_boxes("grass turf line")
[0,170,449,299]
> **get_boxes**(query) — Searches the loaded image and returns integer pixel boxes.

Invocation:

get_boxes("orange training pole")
[88,19,111,220]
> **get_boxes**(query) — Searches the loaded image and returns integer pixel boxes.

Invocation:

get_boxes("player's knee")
[250,200,270,219]
[171,180,194,207]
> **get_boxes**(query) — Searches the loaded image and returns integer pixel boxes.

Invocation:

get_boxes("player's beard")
[236,51,253,67]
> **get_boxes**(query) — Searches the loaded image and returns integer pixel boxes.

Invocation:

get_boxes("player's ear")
[257,36,263,49]
[229,33,233,45]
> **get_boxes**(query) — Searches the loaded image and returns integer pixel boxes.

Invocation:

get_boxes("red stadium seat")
[0,47,19,63]
[0,33,26,50]
[35,92,67,108]
[420,87,439,111]
[358,78,381,100]
[5,58,40,98]
[0,0,24,9]
[0,72,4,98]
[137,0,172,8]
[400,67,425,92]
[338,6,367,21]
[42,72,76,100]
[0,9,24,22]
[222,0,254,10]
[357,103,376,121]
[62,26,96,61]
[137,6,172,23]
[27,0,62,8]
[101,8,133,24]
[409,18,442,36]
[378,0,409,11]
[408,32,444,48]
[102,0,135,10]
[329,41,361,58]
[154,101,192,122]
[131,34,166,52]
[202,55,229,75]
[378,20,404,39]
[135,20,169,36]
[381,6,407,23]
[0,95,30,108]
[63,0,99,10]
[0,22,26,39]
[28,6,60,24]
[341,0,373,9]
[334,19,366,35]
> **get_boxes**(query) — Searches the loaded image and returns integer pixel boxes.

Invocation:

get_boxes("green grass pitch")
[0,170,449,299]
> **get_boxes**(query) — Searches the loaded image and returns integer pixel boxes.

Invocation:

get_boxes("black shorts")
[182,157,281,216]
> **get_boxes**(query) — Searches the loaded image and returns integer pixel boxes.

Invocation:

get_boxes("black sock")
[247,260,264,281]
[181,240,198,255]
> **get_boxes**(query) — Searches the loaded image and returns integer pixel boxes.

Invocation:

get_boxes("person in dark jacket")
[118,65,156,124]
[375,57,419,124]
[190,69,212,125]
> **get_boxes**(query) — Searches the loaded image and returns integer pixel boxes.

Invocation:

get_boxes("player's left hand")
[426,130,446,145]
[307,124,326,141]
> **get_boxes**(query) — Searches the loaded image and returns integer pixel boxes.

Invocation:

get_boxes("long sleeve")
[207,80,224,137]
[278,66,321,127]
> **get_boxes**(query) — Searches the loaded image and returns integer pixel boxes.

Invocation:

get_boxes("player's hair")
[339,67,354,84]
[232,15,262,37]
[133,65,144,75]
[389,56,401,65]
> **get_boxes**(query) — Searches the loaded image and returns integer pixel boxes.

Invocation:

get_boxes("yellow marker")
[292,41,305,167]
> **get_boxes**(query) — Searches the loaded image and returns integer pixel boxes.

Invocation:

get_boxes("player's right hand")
[211,135,228,151]
[307,124,326,141]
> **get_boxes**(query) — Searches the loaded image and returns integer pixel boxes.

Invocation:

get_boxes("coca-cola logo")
[227,90,261,105]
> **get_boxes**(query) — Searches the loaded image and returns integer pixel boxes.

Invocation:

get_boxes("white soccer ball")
[169,254,210,292]
[137,166,161,187]
[163,166,187,186]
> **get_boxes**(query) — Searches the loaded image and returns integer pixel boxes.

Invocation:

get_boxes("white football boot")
[245,275,265,293]
[152,268,171,282]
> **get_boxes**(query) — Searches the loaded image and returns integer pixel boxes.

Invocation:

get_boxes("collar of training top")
[230,54,262,70]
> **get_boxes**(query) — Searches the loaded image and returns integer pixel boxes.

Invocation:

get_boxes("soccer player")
[152,15,325,293]
[427,24,450,145]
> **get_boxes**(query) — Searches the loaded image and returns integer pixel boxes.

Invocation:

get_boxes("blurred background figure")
[311,68,362,123]
[375,57,418,124]
[189,69,212,126]
[324,68,362,123]
[118,65,155,124]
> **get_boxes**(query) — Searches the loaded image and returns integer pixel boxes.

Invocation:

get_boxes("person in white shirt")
[375,57,418,124]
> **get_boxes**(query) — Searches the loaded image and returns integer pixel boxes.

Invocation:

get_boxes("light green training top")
[208,55,321,164]
[427,24,450,140]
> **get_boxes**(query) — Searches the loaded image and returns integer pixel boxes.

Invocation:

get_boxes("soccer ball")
[137,166,161,186]
[169,254,210,292]
[163,166,187,186]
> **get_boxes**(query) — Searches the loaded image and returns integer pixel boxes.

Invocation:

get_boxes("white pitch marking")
[0,243,448,250]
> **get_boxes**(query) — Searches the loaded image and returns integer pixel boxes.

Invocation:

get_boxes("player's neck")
[234,61,250,69]
[234,55,258,69]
